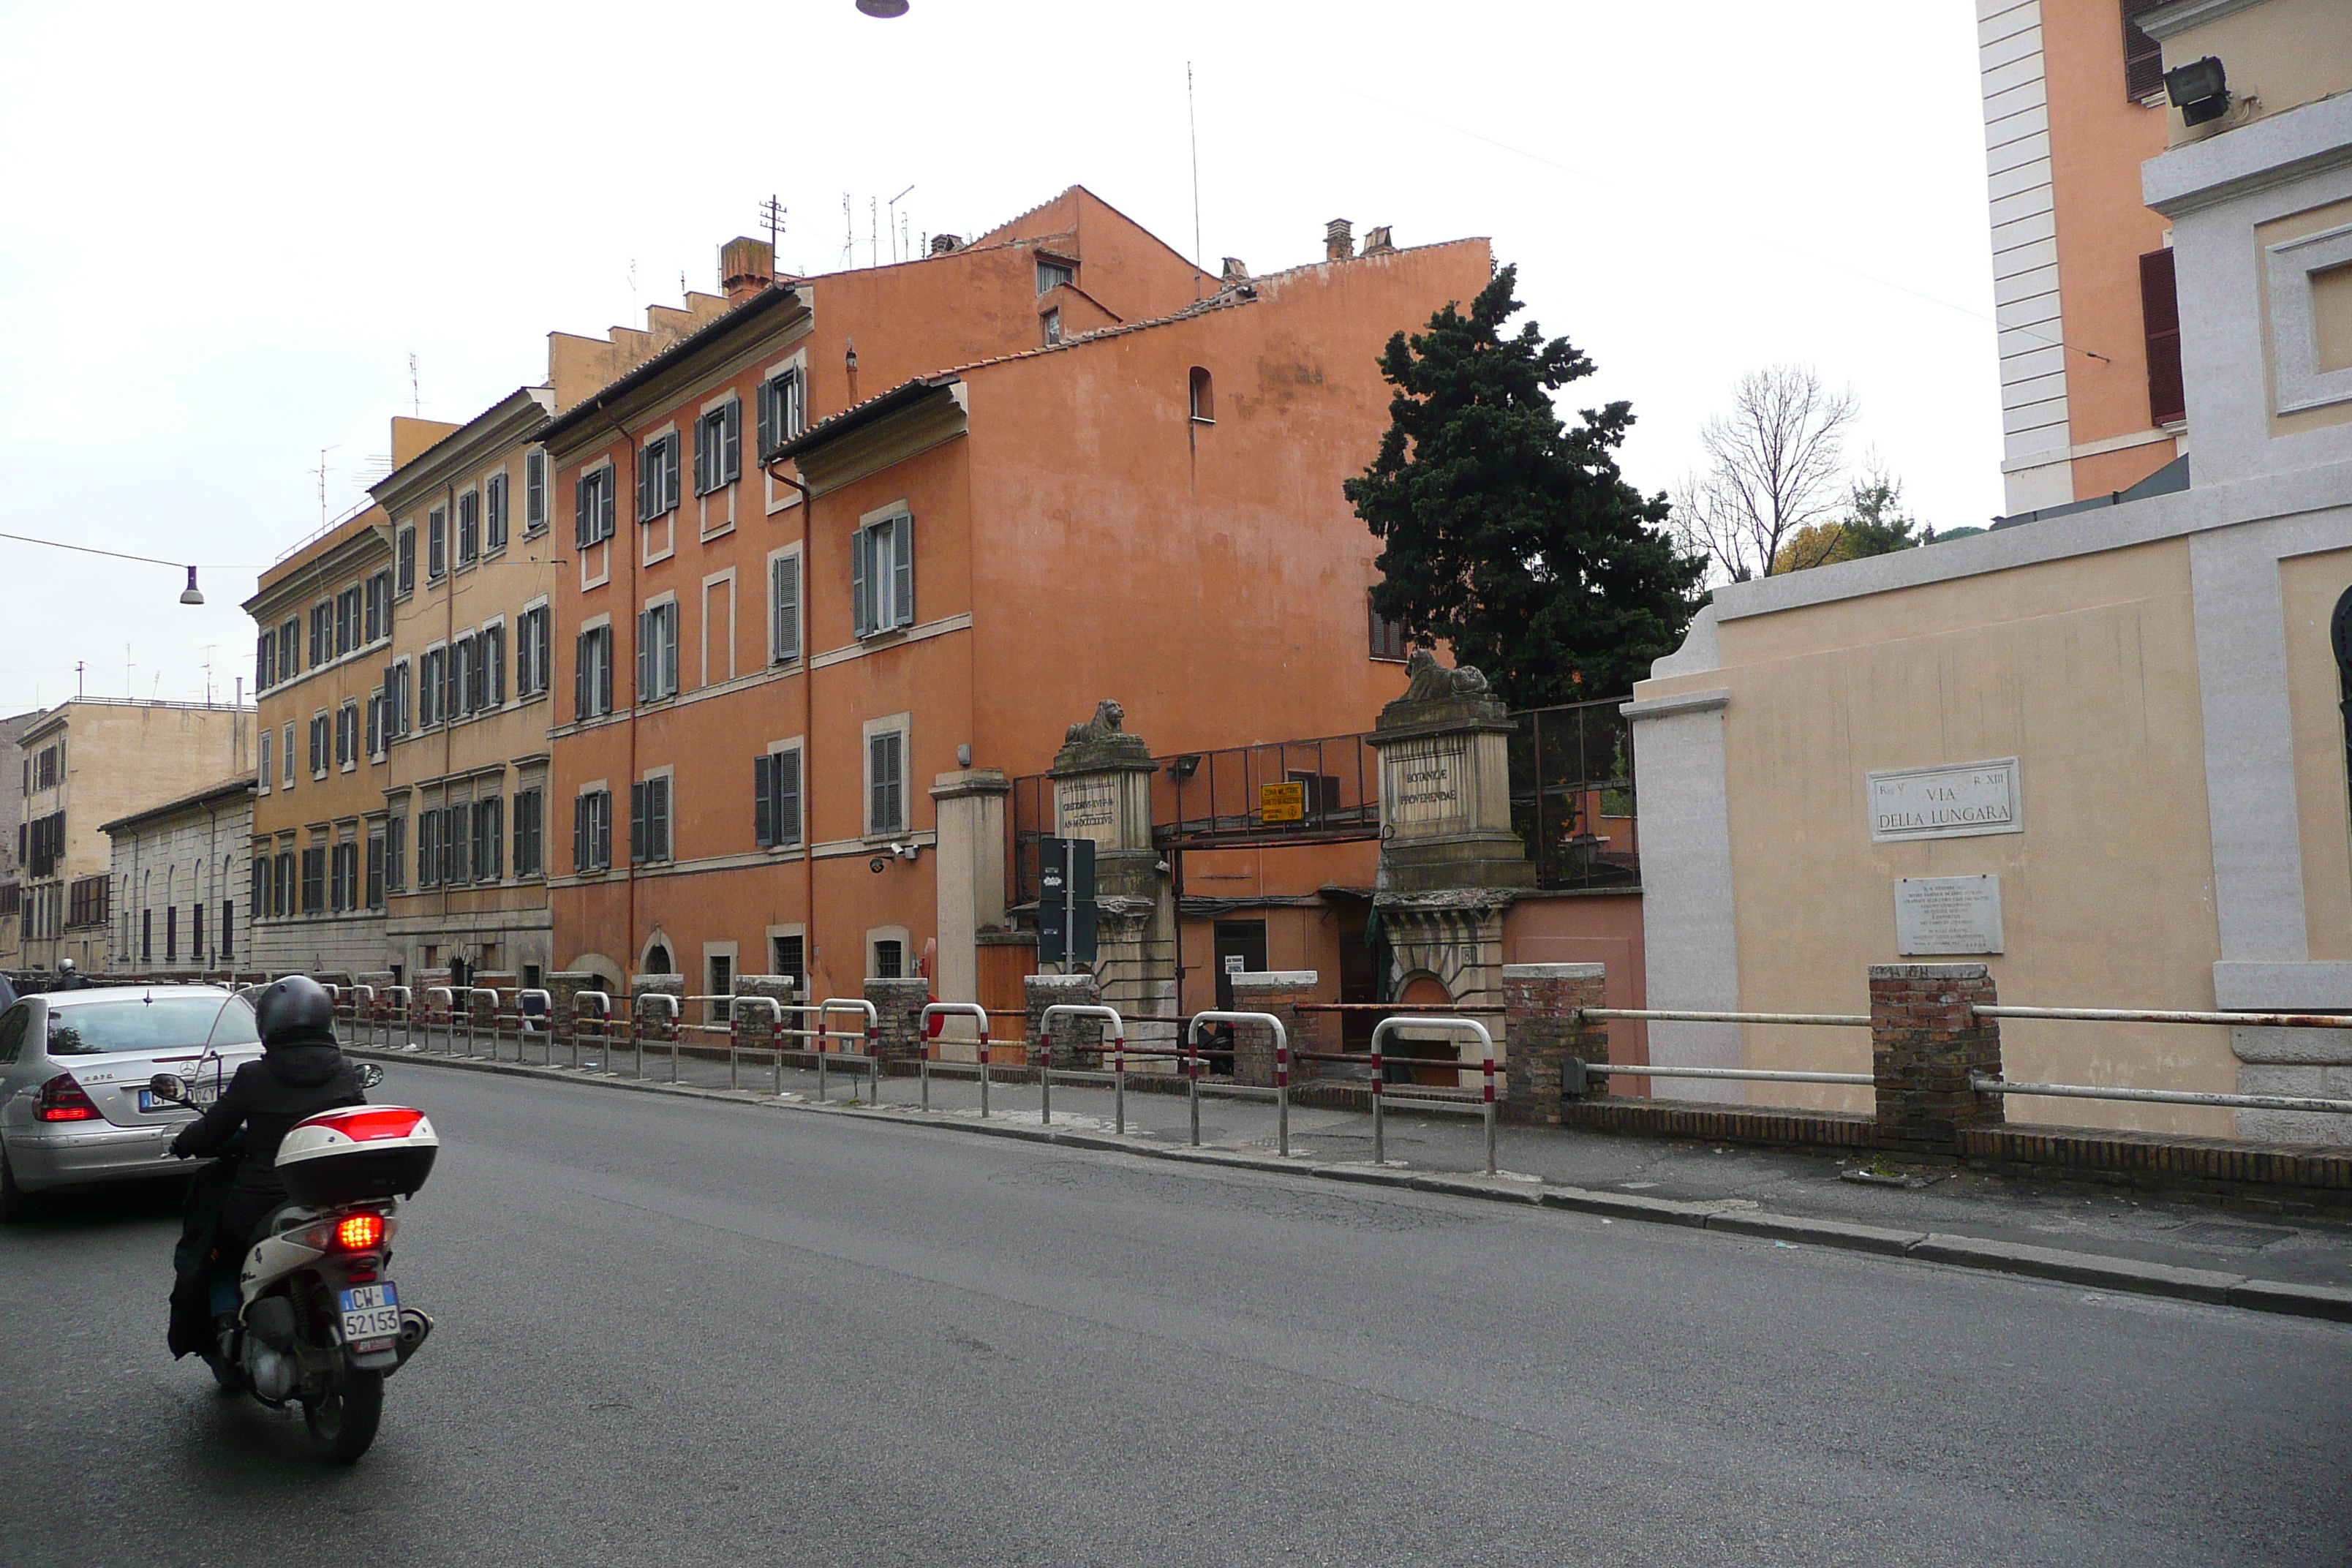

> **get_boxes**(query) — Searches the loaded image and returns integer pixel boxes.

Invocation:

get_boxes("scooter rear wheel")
[302,1368,383,1464]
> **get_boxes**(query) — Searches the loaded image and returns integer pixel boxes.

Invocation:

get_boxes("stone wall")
[1501,962,1608,1125]
[1226,971,1320,1087]
[864,976,932,1063]
[1026,972,1104,1068]
[1869,962,2005,1156]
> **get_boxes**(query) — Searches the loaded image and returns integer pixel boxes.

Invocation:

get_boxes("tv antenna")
[1188,62,1205,299]
[407,353,421,415]
[313,445,339,525]
[761,195,787,259]
[842,193,854,267]
[886,185,914,265]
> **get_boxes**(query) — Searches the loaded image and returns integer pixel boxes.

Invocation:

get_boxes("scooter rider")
[51,958,90,992]
[169,977,367,1347]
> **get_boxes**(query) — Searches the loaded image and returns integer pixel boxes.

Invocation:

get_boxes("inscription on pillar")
[1381,736,1469,835]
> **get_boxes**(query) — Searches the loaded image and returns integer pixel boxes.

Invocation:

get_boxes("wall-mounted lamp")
[2166,56,2230,127]
[1167,754,1202,780]
[845,337,859,372]
[179,567,205,606]
[856,0,910,15]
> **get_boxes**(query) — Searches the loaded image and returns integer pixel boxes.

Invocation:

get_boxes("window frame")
[863,715,910,838]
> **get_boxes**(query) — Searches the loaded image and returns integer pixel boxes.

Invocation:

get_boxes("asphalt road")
[3,1065,2348,1567]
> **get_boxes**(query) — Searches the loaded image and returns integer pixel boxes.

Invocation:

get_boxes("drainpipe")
[442,480,457,970]
[603,414,641,987]
[764,456,815,997]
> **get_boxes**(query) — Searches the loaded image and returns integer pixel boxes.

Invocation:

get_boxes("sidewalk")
[358,1033,2352,1311]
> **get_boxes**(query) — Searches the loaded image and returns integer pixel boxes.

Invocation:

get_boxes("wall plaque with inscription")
[1867,758,2022,843]
[1893,875,2004,955]
[1382,736,1470,834]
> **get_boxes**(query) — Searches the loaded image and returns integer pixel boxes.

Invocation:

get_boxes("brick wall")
[1869,962,2005,1156]
[1227,970,1319,1087]
[1502,962,1608,1125]
[865,976,932,1063]
[1026,972,1103,1068]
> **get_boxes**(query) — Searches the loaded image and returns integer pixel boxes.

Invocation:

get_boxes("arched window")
[1188,366,1214,423]
[645,942,673,976]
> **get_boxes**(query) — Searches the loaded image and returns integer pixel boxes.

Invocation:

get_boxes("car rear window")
[44,997,262,1056]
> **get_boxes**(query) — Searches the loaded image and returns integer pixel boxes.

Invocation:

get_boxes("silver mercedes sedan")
[0,984,264,1218]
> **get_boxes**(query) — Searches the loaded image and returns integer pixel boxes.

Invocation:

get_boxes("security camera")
[893,841,920,861]
[869,856,889,873]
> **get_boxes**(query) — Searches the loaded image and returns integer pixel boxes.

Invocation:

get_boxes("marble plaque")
[1894,875,2004,956]
[1867,758,2021,843]
[1054,777,1119,839]
[1382,736,1469,833]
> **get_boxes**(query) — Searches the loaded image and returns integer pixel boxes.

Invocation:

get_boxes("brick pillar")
[473,970,518,1025]
[546,971,600,1040]
[1869,962,2005,1155]
[865,977,932,1064]
[1501,962,1610,1124]
[1227,971,1319,1088]
[1025,972,1104,1069]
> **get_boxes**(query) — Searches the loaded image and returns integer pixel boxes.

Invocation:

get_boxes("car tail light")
[35,1074,101,1122]
[334,1212,386,1251]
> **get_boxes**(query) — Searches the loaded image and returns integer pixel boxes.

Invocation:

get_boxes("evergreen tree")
[1346,265,1705,707]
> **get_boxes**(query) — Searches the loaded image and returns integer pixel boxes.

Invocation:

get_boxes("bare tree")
[1673,366,1859,581]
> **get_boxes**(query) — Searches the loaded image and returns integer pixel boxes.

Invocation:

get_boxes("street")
[3,1062,2348,1567]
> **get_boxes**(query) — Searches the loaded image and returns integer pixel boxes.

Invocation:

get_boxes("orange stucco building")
[538,189,1493,1015]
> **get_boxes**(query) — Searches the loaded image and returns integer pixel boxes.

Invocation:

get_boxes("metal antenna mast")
[1188,61,1204,298]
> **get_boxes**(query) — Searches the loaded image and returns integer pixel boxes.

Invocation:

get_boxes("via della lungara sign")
[1866,758,2022,843]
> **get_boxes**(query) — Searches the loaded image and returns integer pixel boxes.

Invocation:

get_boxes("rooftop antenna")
[407,353,421,415]
[313,445,339,527]
[887,185,914,265]
[75,660,83,698]
[1188,61,1204,300]
[843,193,855,267]
[870,196,878,268]
[200,647,215,708]
[761,195,787,261]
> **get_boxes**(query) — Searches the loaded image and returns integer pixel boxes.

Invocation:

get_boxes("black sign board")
[1037,835,1097,967]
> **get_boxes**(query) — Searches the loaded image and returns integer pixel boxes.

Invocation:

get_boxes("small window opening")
[1041,309,1061,347]
[1189,366,1215,423]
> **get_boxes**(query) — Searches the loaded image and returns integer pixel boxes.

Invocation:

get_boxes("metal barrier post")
[426,987,455,1056]
[349,985,374,1051]
[816,1000,880,1106]
[1371,1036,1385,1165]
[518,989,551,1066]
[1187,1029,1201,1146]
[467,987,500,1060]
[574,992,611,1071]
[1370,1017,1499,1175]
[919,1003,992,1117]
[1188,1011,1289,1156]
[1039,1005,1126,1131]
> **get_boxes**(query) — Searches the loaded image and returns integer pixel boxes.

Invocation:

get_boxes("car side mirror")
[357,1063,385,1090]
[148,1072,190,1104]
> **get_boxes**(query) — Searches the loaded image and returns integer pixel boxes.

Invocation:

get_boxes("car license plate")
[338,1281,402,1342]
[137,1082,218,1112]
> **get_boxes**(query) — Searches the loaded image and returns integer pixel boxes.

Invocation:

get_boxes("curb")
[352,1047,2352,1325]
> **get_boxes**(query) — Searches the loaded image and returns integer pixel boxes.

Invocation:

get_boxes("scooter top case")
[276,1106,439,1207]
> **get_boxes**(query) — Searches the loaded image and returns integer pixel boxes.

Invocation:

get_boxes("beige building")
[246,507,398,976]
[102,777,255,973]
[1629,0,2352,1144]
[12,698,255,976]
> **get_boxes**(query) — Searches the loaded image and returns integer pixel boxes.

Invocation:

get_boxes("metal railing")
[1370,1017,1499,1175]
[814,998,881,1104]
[1186,1010,1290,1156]
[920,1002,994,1116]
[1568,1008,1873,1095]
[1965,1005,2352,1117]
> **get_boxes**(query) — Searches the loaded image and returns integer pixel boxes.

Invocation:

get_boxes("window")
[221,900,233,959]
[280,618,301,678]
[415,807,440,889]
[637,602,679,701]
[1368,592,1407,662]
[772,933,804,990]
[456,490,480,567]
[385,659,412,738]
[329,840,356,913]
[2141,248,2185,427]
[1036,256,1074,294]
[573,790,612,872]
[309,602,330,666]
[427,505,447,578]
[366,833,385,909]
[472,796,504,882]
[708,955,734,1023]
[336,701,358,769]
[694,402,742,494]
[1041,309,1061,347]
[524,448,548,534]
[301,845,325,913]
[486,472,509,552]
[257,629,276,692]
[385,811,407,894]
[873,938,904,979]
[575,465,617,547]
[1189,366,1215,422]
[630,776,672,864]
[2123,0,2166,99]
[258,728,274,791]
[517,606,551,697]
[513,788,543,878]
[453,634,480,715]
[575,626,614,720]
[191,901,204,961]
[366,688,383,758]
[419,647,443,727]
[2335,587,2352,832]
[396,525,416,595]
[442,802,469,885]
[754,746,802,847]
[141,907,152,960]
[483,622,506,707]
[758,367,806,457]
[638,433,681,521]
[274,850,293,916]
[165,905,177,961]
[280,724,295,791]
[67,876,108,928]
[309,713,329,775]
[851,513,913,637]
[770,552,801,664]
[868,728,905,835]
[337,586,361,655]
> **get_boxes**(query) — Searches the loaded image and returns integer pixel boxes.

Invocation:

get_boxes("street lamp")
[856,0,909,15]
[180,566,205,606]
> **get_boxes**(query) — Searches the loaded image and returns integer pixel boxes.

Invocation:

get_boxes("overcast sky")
[0,0,1996,716]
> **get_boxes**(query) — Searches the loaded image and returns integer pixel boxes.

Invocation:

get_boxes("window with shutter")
[2122,0,2166,99]
[892,516,913,629]
[630,781,647,863]
[650,777,670,862]
[753,754,774,847]
[663,436,681,513]
[258,728,273,791]
[457,491,480,565]
[775,747,802,846]
[598,466,616,540]
[486,472,508,551]
[386,813,405,893]
[694,412,714,495]
[2140,247,2185,427]
[757,377,776,460]
[513,788,542,877]
[576,473,594,548]
[772,554,801,663]
[366,835,385,908]
[428,508,447,578]
[869,731,903,834]
[851,525,872,637]
[573,794,589,872]
[445,804,467,885]
[397,527,415,595]
[526,449,547,533]
[486,625,505,706]
[721,399,740,486]
[282,619,301,676]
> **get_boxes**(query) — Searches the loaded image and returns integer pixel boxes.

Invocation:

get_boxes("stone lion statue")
[1064,699,1129,747]
[1401,648,1490,703]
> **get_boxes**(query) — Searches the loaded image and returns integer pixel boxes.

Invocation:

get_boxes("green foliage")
[1770,474,1923,573]
[1344,265,1708,707]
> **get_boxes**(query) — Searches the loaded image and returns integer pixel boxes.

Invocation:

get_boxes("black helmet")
[254,976,336,1049]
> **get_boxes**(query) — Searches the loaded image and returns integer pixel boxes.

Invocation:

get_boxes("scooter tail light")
[35,1074,102,1122]
[335,1212,386,1251]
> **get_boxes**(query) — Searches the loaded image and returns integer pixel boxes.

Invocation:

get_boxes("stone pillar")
[865,976,932,1065]
[1026,971,1104,1069]
[1501,962,1609,1124]
[1048,702,1176,1050]
[546,971,602,1038]
[1227,971,1320,1087]
[631,973,685,1044]
[930,769,1011,1009]
[1869,962,2005,1156]
[472,969,518,1025]
[1368,653,1534,897]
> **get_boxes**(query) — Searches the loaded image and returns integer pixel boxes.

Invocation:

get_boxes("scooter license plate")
[338,1281,402,1341]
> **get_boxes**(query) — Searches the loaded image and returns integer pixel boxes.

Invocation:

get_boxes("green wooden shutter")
[722,400,741,484]
[893,515,914,628]
[851,526,872,638]
[776,749,802,845]
[754,753,774,847]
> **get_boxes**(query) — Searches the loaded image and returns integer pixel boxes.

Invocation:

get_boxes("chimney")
[720,235,775,303]
[1220,257,1251,283]
[928,233,962,255]
[1324,219,1354,262]
[1362,225,1395,256]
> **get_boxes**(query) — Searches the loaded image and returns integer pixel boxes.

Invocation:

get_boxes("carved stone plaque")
[1894,875,2004,956]
[1867,758,2022,843]
[1382,736,1469,834]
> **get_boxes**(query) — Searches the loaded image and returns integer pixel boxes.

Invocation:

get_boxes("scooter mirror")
[148,1072,189,1104]
[357,1063,385,1090]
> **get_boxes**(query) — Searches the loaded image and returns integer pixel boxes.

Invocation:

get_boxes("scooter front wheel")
[302,1368,383,1464]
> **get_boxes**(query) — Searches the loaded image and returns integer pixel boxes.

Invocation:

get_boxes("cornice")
[372,387,557,516]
